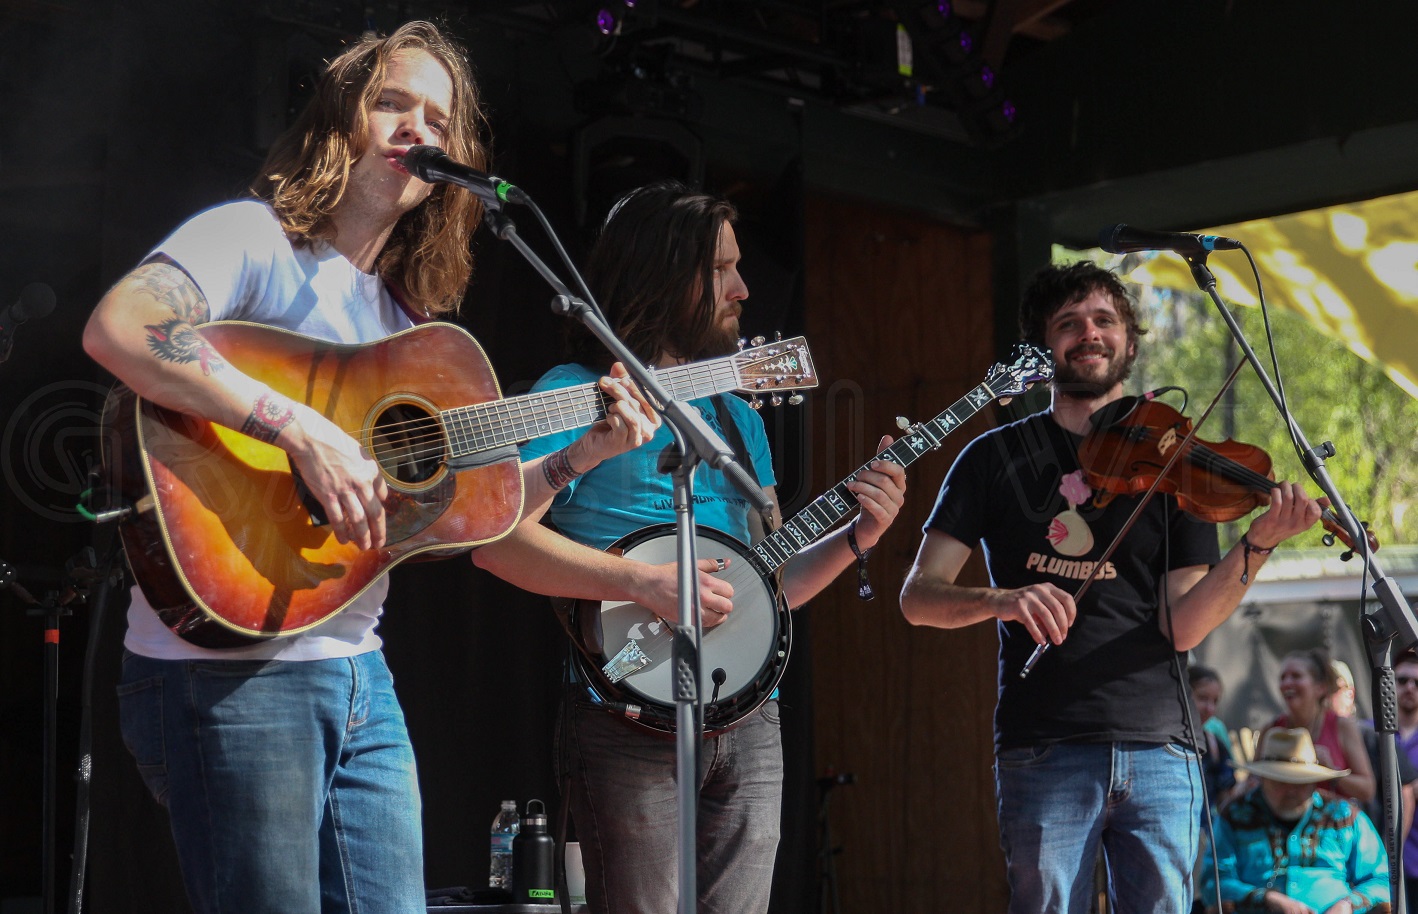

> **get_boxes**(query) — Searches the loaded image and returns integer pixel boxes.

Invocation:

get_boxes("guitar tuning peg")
[736,338,747,351]
[770,394,783,407]
[895,416,911,430]
[750,335,765,347]
[748,395,763,410]
[774,331,783,341]
[787,394,804,406]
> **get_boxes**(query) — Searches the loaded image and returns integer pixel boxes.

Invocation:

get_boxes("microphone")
[1098,224,1241,256]
[0,282,57,336]
[400,145,526,206]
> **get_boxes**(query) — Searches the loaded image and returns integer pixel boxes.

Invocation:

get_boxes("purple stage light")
[596,8,616,35]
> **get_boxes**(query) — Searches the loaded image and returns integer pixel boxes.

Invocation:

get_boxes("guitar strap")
[710,394,780,544]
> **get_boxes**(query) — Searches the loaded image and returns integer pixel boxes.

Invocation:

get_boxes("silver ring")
[714,558,727,572]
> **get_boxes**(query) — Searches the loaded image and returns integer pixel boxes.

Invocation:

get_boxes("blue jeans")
[563,699,783,914]
[995,741,1203,914]
[117,650,424,914]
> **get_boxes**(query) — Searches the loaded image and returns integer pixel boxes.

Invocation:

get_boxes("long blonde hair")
[251,21,488,317]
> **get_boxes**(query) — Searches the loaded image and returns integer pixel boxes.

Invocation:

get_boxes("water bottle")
[489,799,519,889]
[511,799,556,904]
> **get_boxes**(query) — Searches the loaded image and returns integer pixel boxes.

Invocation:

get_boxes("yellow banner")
[1103,191,1418,399]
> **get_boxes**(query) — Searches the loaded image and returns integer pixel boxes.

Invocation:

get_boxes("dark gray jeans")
[563,698,783,914]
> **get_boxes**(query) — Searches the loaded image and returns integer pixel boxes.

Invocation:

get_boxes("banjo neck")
[749,341,1054,573]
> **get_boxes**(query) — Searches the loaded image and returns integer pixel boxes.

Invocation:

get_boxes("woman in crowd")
[1271,647,1375,802]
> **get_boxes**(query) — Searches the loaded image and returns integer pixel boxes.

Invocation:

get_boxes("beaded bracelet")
[1239,532,1275,585]
[847,519,875,601]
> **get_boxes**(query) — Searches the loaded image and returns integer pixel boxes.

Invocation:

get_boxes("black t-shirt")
[926,410,1221,751]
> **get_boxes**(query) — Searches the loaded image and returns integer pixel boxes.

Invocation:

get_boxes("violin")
[1076,396,1378,556]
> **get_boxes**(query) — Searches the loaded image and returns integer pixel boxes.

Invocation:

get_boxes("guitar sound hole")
[371,402,445,485]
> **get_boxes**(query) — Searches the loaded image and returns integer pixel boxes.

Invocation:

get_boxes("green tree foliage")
[1116,279,1418,550]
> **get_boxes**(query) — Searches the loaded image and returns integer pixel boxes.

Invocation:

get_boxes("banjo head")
[576,524,791,732]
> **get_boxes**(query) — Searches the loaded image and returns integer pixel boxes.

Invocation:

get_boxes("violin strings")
[1128,428,1276,492]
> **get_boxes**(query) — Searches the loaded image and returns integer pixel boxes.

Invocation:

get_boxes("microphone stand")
[481,202,772,914]
[1184,253,1418,910]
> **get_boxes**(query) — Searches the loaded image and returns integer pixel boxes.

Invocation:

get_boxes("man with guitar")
[82,22,658,914]
[899,261,1324,913]
[472,181,909,914]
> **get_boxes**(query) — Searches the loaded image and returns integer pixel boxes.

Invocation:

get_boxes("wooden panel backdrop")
[803,195,1008,912]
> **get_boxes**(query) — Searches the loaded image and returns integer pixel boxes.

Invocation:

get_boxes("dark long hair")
[570,181,738,370]
[251,21,488,317]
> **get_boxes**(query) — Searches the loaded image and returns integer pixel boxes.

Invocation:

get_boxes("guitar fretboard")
[751,381,1001,572]
[439,359,742,458]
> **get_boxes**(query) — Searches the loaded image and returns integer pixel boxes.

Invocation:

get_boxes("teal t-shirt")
[519,363,776,550]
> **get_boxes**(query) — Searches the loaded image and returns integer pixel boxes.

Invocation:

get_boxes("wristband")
[847,519,874,601]
[542,447,585,490]
[1239,532,1275,585]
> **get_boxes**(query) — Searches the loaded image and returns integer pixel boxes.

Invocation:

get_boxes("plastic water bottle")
[489,799,519,889]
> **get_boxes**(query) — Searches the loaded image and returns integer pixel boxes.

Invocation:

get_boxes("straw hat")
[1238,727,1350,785]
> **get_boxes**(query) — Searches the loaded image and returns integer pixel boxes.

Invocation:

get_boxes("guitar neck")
[438,358,742,459]
[751,380,1000,573]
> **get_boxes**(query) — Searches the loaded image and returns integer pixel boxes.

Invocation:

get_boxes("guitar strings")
[352,361,754,464]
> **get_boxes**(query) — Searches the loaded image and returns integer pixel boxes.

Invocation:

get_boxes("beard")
[680,305,741,361]
[1052,341,1137,401]
[701,318,741,358]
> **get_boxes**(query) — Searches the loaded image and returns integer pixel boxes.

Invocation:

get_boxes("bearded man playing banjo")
[472,180,908,914]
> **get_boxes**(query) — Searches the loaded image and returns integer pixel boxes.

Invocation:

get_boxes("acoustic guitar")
[101,321,816,647]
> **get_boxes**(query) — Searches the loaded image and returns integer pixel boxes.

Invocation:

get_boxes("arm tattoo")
[240,392,295,444]
[144,317,226,375]
[130,257,211,324]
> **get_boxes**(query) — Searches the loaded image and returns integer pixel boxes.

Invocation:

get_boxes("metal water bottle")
[511,799,556,904]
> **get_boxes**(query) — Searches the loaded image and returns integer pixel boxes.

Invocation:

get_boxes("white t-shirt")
[123,200,416,661]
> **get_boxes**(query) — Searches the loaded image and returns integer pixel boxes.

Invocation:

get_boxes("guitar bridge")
[602,640,650,684]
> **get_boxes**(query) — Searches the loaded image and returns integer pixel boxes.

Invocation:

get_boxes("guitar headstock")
[985,342,1054,400]
[733,336,818,407]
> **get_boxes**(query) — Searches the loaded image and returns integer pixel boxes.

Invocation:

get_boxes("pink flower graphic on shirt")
[1047,470,1095,556]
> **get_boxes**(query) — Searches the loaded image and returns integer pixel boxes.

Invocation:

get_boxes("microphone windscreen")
[1097,224,1127,254]
[400,145,444,181]
[16,283,56,322]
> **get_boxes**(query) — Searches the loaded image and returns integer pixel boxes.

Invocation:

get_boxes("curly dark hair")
[1018,261,1147,350]
[569,180,738,370]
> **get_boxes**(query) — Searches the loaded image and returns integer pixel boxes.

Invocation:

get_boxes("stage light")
[595,8,619,36]
[957,60,996,100]
[980,98,1017,133]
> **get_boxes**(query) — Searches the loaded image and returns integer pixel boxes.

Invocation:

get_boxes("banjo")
[567,342,1055,733]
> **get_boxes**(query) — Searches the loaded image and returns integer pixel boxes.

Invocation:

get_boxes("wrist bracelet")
[542,447,585,490]
[847,519,875,601]
[1239,532,1275,585]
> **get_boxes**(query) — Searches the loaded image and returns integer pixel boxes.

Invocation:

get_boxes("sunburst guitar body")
[101,322,817,647]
